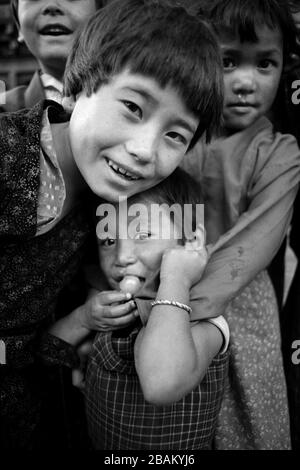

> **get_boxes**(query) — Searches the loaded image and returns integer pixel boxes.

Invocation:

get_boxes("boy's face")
[220,25,283,133]
[97,200,181,293]
[17,0,97,77]
[68,69,199,201]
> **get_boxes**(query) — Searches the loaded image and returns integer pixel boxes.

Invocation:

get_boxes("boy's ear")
[61,95,76,114]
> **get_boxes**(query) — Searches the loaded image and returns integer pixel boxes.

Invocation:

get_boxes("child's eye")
[123,101,142,119]
[223,57,236,69]
[135,232,152,241]
[258,59,275,70]
[99,238,116,247]
[166,131,187,145]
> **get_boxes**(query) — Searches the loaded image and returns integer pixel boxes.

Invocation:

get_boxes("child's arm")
[134,240,228,406]
[188,131,300,319]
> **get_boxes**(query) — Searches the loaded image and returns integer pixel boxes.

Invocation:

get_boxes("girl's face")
[96,199,182,293]
[220,24,283,134]
[17,0,97,79]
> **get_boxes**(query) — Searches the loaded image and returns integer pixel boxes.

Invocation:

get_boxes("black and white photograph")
[0,0,300,454]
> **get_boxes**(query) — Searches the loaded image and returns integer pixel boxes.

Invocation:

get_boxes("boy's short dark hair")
[197,0,297,59]
[63,0,224,144]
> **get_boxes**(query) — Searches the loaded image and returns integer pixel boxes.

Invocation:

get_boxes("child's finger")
[72,369,85,391]
[99,310,138,330]
[98,290,132,305]
[185,224,206,251]
[77,340,93,362]
[103,300,137,318]
[194,224,206,249]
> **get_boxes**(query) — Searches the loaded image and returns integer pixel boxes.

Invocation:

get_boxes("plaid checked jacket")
[85,321,228,450]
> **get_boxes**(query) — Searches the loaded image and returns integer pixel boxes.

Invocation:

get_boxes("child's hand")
[160,225,208,288]
[80,290,138,332]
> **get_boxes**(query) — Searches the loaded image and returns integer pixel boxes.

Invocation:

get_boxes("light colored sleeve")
[205,315,230,354]
[189,132,300,321]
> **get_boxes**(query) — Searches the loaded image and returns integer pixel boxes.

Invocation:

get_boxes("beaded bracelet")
[151,299,192,315]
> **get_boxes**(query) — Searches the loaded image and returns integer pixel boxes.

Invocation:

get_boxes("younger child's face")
[97,199,181,293]
[17,0,97,77]
[220,25,283,133]
[69,69,199,201]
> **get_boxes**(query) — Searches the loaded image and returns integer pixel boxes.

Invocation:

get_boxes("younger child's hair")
[130,167,204,242]
[63,0,224,144]
[131,167,203,213]
[288,1,300,14]
[197,0,297,59]
[94,167,203,244]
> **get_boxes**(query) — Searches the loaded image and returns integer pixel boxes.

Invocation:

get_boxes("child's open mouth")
[39,24,73,36]
[106,158,141,181]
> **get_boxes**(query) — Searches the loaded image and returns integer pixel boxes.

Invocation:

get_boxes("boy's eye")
[223,57,236,69]
[99,238,116,247]
[123,100,142,119]
[166,131,187,145]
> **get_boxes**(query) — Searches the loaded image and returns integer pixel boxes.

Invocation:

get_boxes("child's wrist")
[157,278,190,305]
[159,275,192,292]
[74,305,91,334]
[48,306,90,346]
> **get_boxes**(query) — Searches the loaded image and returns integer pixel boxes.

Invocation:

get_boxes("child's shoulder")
[241,117,300,181]
[0,102,45,184]
[0,102,45,220]
[0,100,44,143]
[226,116,300,164]
[252,117,300,161]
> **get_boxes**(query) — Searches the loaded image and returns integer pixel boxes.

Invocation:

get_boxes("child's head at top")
[96,167,204,294]
[11,0,104,81]
[58,0,223,202]
[197,0,297,135]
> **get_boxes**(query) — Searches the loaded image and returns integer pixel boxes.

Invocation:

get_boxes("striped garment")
[85,323,228,450]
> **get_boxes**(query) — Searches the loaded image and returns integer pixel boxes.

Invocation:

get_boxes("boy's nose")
[116,239,137,266]
[125,129,157,164]
[232,69,257,95]
[42,1,64,15]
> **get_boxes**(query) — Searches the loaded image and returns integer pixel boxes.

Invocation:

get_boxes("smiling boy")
[1,0,102,111]
[0,0,223,449]
[59,69,200,202]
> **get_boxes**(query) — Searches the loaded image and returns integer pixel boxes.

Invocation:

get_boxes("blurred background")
[0,0,37,90]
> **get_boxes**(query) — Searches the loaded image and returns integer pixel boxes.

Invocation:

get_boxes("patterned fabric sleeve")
[35,332,80,368]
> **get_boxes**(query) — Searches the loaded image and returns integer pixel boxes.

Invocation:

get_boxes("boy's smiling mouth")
[39,24,73,36]
[106,158,142,181]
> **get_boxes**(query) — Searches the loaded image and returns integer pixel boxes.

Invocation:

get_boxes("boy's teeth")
[108,160,139,180]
